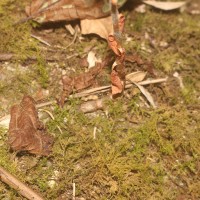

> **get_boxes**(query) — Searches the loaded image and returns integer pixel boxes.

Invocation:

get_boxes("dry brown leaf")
[8,95,54,156]
[81,16,113,39]
[143,1,186,11]
[125,54,156,77]
[60,63,102,106]
[118,13,125,33]
[134,82,157,108]
[126,71,147,83]
[108,17,126,98]
[125,54,144,65]
[26,0,110,23]
[25,0,127,23]
[111,69,124,97]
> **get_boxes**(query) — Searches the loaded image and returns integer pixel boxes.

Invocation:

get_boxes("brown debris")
[81,16,113,39]
[125,53,156,77]
[108,11,126,97]
[25,0,110,23]
[60,63,102,106]
[8,95,53,156]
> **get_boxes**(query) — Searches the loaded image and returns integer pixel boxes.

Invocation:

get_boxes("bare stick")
[31,34,51,46]
[0,166,44,200]
[110,0,120,41]
[0,77,167,128]
[72,182,76,200]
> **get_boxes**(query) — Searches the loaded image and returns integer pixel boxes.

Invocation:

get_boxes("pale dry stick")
[74,77,168,97]
[0,77,167,127]
[31,34,51,46]
[73,182,76,200]
[66,26,78,49]
[0,166,44,200]
[93,127,97,139]
[55,27,78,50]
[135,82,157,108]
[110,0,121,41]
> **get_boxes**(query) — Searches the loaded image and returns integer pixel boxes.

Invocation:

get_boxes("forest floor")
[0,0,200,199]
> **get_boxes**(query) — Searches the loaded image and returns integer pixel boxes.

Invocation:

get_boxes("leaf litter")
[1,0,200,199]
[8,95,54,156]
[143,1,186,11]
[60,63,102,106]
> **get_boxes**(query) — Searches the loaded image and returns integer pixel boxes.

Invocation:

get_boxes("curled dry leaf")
[134,82,157,108]
[108,12,126,97]
[108,3,126,97]
[111,69,125,97]
[126,71,147,83]
[25,0,127,23]
[118,13,125,33]
[8,95,54,156]
[143,1,186,11]
[81,16,113,39]
[108,35,122,56]
[125,53,156,77]
[60,63,102,106]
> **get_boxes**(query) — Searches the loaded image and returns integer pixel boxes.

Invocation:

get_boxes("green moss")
[0,17,39,60]
[0,1,200,199]
[34,56,50,88]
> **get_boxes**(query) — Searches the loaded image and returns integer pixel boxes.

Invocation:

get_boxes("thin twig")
[31,34,51,46]
[54,27,78,50]
[0,166,44,200]
[110,0,121,41]
[0,77,167,127]
[73,182,76,200]
[66,27,78,48]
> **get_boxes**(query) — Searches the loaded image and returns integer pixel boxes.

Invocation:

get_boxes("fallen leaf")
[8,95,54,156]
[81,16,113,39]
[125,54,156,77]
[143,1,186,11]
[87,51,101,68]
[126,71,147,83]
[125,54,144,65]
[118,13,125,33]
[108,35,122,56]
[134,82,157,108]
[25,0,127,23]
[111,69,125,97]
[108,12,126,98]
[60,63,102,106]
